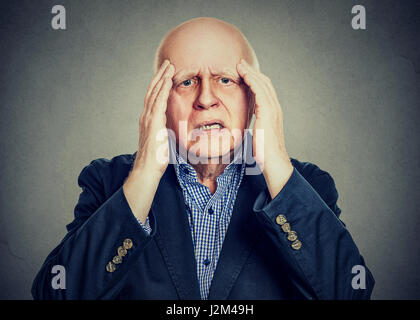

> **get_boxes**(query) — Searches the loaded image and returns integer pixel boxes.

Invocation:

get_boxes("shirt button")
[183,168,189,175]
[208,208,214,215]
[203,259,211,266]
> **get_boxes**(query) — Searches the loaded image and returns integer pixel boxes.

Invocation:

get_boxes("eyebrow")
[173,68,241,83]
[173,71,197,83]
[215,68,241,82]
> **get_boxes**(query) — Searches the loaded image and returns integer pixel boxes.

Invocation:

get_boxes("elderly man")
[32,17,374,300]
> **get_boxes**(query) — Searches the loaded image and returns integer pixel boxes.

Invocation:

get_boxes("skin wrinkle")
[154,17,258,192]
[173,68,242,86]
[124,17,294,225]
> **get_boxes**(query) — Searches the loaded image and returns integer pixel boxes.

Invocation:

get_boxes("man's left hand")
[237,59,294,199]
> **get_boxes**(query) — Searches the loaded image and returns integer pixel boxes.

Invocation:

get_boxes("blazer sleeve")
[31,160,155,300]
[253,165,375,300]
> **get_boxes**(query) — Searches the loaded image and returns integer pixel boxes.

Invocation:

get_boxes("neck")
[192,162,228,181]
[190,151,235,194]
[191,162,228,194]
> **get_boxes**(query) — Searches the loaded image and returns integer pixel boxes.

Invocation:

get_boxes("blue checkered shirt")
[137,153,245,299]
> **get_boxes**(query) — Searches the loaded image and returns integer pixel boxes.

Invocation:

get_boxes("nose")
[194,78,219,110]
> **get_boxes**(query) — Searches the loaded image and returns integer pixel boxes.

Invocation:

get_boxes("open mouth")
[195,120,226,131]
[198,123,224,131]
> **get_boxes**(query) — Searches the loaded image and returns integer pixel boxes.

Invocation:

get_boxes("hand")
[237,59,294,198]
[134,59,175,175]
[123,60,174,222]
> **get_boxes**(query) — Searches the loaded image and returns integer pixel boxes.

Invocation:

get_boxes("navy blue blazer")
[32,151,374,299]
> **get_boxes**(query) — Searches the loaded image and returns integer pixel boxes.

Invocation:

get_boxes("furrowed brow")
[212,68,241,82]
[173,71,197,83]
[173,68,241,83]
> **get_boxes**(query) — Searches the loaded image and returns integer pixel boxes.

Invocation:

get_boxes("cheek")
[167,92,189,128]
[222,89,250,127]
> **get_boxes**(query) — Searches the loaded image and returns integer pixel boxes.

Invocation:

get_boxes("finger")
[154,76,173,114]
[239,60,278,107]
[237,62,260,93]
[237,63,273,108]
[145,60,171,104]
[146,64,174,111]
[239,59,272,88]
[148,59,170,94]
[149,65,175,111]
[147,77,166,111]
[240,61,275,95]
[243,74,273,118]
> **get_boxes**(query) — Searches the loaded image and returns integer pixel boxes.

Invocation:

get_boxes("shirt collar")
[174,142,245,185]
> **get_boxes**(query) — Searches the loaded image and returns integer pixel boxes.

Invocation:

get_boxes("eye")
[179,78,197,87]
[182,79,192,86]
[220,77,231,85]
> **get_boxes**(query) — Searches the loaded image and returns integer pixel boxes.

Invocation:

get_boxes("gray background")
[0,0,419,299]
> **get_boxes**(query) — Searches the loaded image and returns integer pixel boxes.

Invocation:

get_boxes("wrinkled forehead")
[161,29,247,73]
[172,66,241,84]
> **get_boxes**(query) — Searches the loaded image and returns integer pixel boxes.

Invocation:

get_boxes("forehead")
[172,66,240,83]
[163,28,245,72]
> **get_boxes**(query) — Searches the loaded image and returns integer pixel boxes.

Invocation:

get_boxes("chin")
[186,137,234,165]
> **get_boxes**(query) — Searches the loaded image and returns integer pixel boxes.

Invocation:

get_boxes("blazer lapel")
[134,129,268,300]
[207,170,267,300]
[150,164,201,300]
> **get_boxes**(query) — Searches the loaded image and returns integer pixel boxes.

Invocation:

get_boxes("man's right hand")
[123,60,175,223]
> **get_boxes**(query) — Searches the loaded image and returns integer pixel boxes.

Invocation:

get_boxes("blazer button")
[123,238,133,250]
[281,222,291,233]
[112,255,123,264]
[276,214,287,225]
[291,240,302,250]
[106,261,116,273]
[287,231,298,242]
[118,246,127,257]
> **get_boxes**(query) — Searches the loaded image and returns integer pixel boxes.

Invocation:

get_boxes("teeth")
[199,123,222,130]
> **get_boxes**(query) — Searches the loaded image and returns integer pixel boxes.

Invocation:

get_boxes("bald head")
[153,17,259,73]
